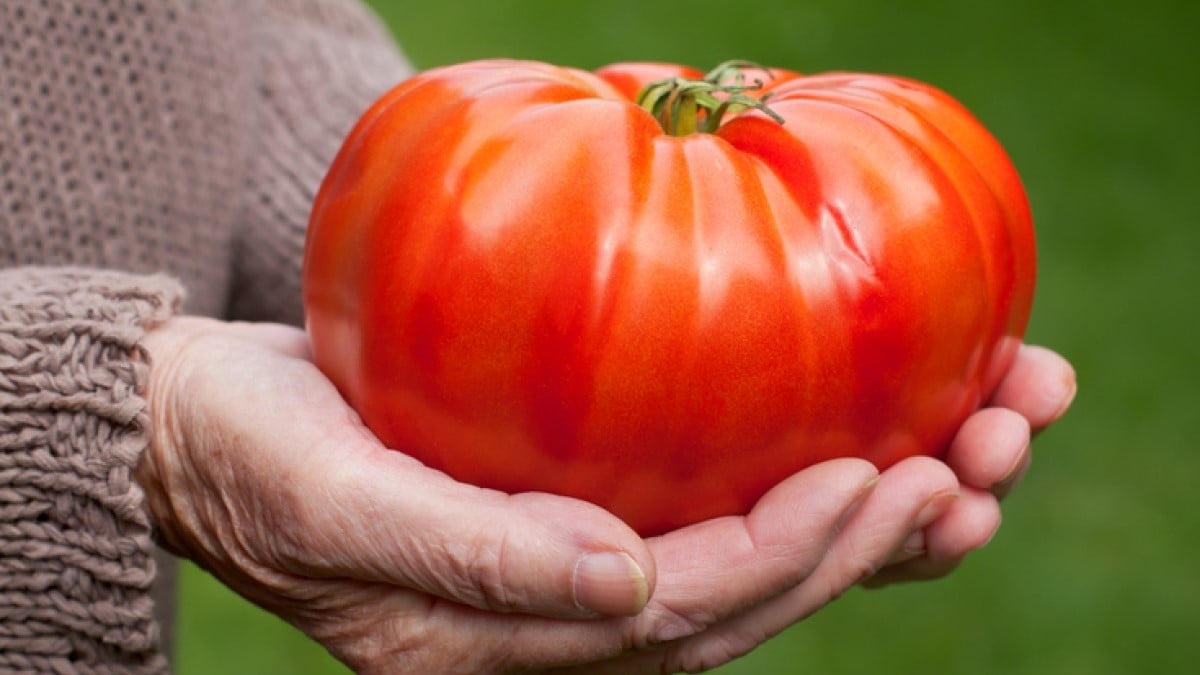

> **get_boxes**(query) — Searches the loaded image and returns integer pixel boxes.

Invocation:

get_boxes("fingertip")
[748,457,880,543]
[786,457,881,498]
[946,407,1032,490]
[923,487,1002,561]
[871,487,1002,587]
[862,455,960,533]
[1027,344,1078,427]
[887,455,960,494]
[993,344,1078,430]
[991,451,1032,499]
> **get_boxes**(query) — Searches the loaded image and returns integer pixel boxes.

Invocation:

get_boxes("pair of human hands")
[135,317,1075,674]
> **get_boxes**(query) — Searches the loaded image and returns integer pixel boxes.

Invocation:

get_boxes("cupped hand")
[136,317,1074,673]
[134,317,970,673]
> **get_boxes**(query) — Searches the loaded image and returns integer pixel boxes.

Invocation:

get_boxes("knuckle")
[429,522,523,612]
[463,528,515,611]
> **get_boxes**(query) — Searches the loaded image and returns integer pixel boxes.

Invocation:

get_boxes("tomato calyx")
[636,60,785,136]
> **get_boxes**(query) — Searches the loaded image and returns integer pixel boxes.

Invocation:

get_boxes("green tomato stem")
[637,61,785,136]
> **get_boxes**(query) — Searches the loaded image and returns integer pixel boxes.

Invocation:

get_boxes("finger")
[866,485,1001,587]
[989,344,1077,432]
[944,406,1031,494]
[624,458,880,643]
[565,457,959,673]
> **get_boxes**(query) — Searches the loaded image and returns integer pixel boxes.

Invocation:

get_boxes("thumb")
[289,442,655,619]
[141,317,653,619]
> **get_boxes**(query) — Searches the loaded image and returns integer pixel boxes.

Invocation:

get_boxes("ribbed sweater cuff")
[0,267,182,674]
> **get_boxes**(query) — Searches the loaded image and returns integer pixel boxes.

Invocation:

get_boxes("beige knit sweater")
[0,1,412,671]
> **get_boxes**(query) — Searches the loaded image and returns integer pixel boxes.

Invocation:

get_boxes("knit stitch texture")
[0,269,181,674]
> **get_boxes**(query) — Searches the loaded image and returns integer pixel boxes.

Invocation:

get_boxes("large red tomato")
[303,59,1035,536]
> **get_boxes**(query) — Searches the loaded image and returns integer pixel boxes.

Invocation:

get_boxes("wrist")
[135,316,214,557]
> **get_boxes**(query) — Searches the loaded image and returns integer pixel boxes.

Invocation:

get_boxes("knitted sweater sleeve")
[0,268,181,674]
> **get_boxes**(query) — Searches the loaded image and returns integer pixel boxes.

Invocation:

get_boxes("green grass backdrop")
[176,1,1199,672]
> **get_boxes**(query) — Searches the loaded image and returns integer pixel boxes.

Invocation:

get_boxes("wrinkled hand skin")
[135,318,1074,674]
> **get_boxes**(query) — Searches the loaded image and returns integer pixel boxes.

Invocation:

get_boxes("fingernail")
[914,491,958,530]
[573,552,649,617]
[898,529,926,559]
[994,450,1032,496]
[836,475,881,529]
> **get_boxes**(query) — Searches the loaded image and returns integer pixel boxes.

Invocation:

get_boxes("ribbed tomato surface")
[303,60,1035,536]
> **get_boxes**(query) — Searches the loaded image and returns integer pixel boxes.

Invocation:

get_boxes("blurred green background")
[176,0,1198,673]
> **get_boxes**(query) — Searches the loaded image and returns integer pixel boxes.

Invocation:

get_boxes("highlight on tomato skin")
[302,58,1035,537]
